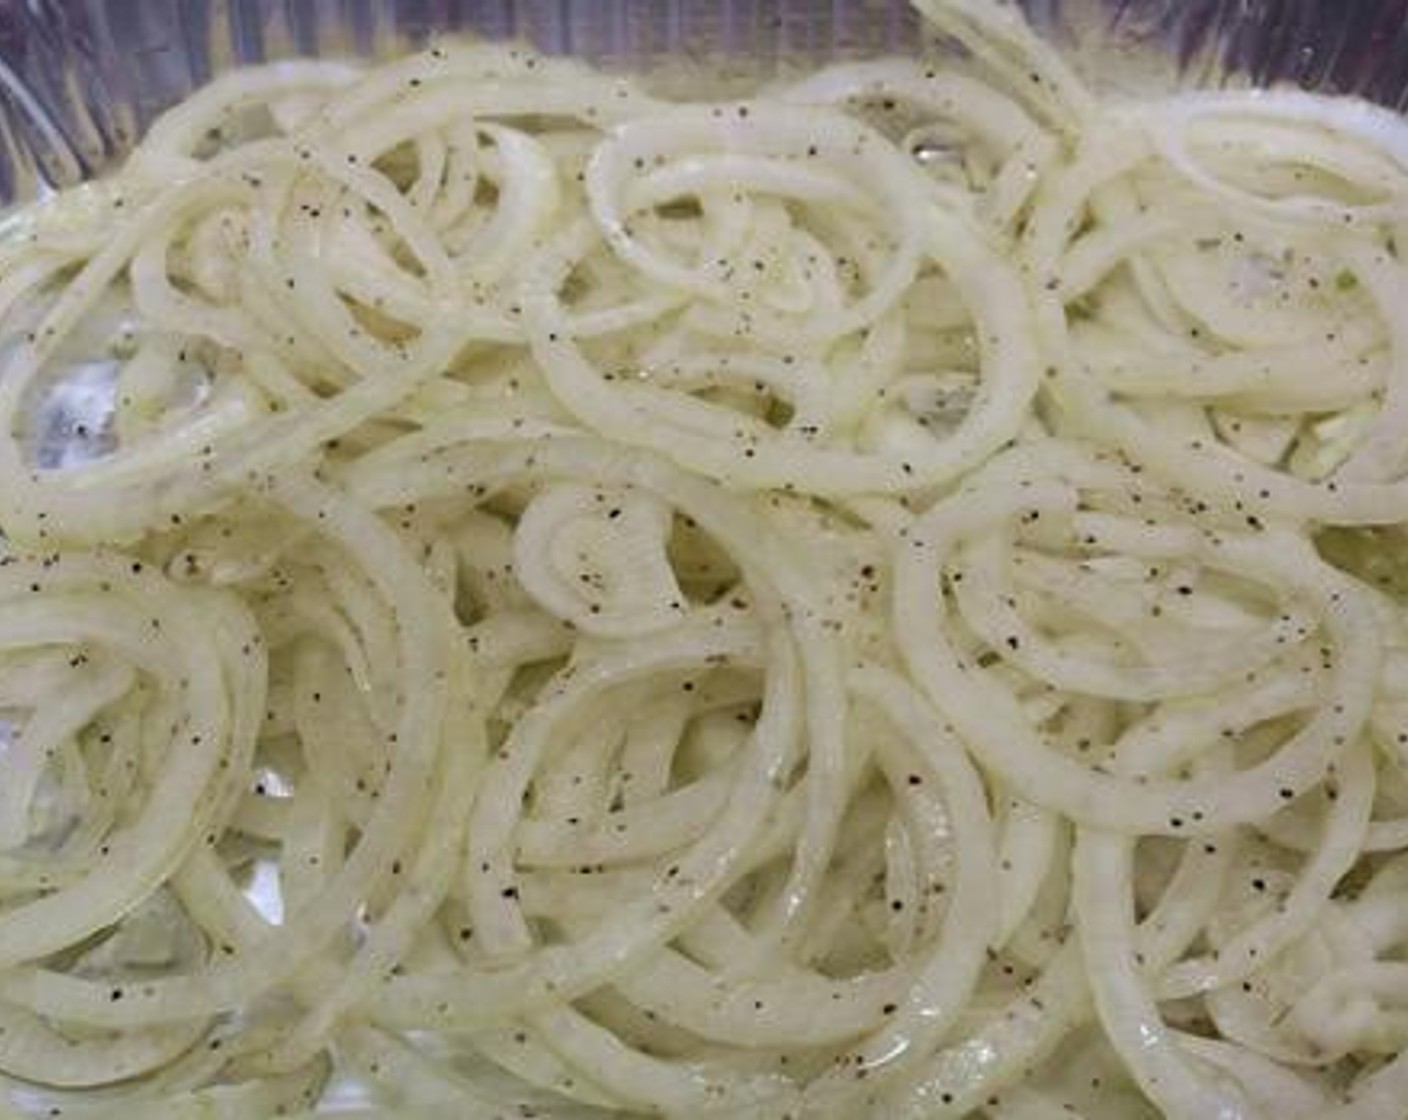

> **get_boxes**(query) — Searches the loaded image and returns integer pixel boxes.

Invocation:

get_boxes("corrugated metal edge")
[2,0,1407,205]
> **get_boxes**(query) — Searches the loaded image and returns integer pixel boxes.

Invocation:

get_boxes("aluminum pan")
[1,0,1407,206]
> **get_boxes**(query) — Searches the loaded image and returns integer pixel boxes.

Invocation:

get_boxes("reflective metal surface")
[0,0,1401,205]
[1109,0,1408,106]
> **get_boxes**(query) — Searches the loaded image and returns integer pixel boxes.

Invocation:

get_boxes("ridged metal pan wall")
[0,0,1405,205]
